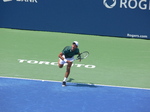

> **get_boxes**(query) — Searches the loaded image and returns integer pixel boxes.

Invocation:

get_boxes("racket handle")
[78,59,81,62]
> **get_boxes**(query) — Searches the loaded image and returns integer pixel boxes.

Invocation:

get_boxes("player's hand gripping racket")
[74,51,89,61]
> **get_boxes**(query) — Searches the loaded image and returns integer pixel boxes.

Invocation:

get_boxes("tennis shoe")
[62,81,66,87]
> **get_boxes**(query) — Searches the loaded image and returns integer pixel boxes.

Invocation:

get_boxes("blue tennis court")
[0,77,150,112]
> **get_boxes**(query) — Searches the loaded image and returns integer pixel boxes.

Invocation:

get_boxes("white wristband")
[64,59,67,63]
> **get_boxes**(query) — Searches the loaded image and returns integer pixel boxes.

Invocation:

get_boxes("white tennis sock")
[63,77,68,82]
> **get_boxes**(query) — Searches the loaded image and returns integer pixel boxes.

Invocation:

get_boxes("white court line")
[0,76,150,91]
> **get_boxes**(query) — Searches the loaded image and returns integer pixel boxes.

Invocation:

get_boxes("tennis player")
[58,41,80,86]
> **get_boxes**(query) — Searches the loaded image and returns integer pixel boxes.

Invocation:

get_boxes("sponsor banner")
[0,0,150,39]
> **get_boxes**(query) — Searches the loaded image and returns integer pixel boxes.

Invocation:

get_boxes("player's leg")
[65,61,72,78]
[58,58,64,68]
[62,62,72,86]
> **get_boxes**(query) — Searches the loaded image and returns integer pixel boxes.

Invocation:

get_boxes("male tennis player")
[58,41,80,86]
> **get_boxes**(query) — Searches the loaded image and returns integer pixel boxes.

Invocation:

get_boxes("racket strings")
[80,52,88,59]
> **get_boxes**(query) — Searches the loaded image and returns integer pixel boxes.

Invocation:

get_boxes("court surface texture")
[0,28,150,112]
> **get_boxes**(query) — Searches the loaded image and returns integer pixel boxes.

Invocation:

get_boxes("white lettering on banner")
[104,0,150,10]
[120,0,127,8]
[3,0,38,3]
[103,0,117,8]
[129,0,138,9]
[16,0,38,3]
[127,33,148,38]
[3,0,12,2]
[139,0,147,9]
[18,59,96,68]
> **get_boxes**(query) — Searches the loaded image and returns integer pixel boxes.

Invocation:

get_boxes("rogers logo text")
[103,0,117,8]
[103,0,150,10]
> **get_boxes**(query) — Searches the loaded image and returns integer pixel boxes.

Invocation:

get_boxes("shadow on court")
[69,83,99,88]
[68,78,98,88]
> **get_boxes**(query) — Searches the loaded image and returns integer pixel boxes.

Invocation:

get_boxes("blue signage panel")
[0,0,150,39]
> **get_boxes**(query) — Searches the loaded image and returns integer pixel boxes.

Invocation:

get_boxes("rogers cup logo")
[103,0,117,8]
[103,0,150,10]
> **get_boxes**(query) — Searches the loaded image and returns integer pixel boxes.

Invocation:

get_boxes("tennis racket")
[74,51,89,61]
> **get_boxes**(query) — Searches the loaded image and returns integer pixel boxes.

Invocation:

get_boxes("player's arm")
[77,52,81,62]
[58,52,64,60]
[58,52,70,63]
[77,53,81,57]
